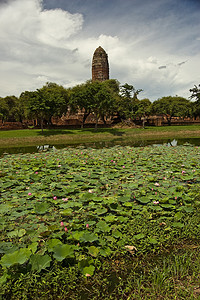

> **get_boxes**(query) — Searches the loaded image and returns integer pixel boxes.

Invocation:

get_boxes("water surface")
[1,137,200,156]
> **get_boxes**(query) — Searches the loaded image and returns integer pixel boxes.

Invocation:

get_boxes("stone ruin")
[92,46,109,81]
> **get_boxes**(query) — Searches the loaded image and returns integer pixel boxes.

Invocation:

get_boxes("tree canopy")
[151,96,191,125]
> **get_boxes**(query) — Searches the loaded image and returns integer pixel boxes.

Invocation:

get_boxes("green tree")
[18,91,33,122]
[116,83,143,121]
[190,84,200,119]
[135,98,152,128]
[190,84,200,101]
[69,80,119,129]
[69,81,94,128]
[152,96,192,125]
[0,97,9,123]
[0,96,19,122]
[29,83,69,131]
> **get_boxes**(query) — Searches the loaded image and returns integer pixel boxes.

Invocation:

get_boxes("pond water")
[1,137,200,156]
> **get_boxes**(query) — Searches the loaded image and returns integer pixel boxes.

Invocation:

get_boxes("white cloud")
[0,0,83,95]
[0,0,199,101]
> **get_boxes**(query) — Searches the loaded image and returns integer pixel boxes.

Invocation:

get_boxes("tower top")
[92,46,109,81]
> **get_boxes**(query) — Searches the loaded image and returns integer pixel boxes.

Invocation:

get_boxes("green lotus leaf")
[104,215,117,223]
[95,207,107,215]
[0,248,32,268]
[148,237,158,244]
[30,254,51,272]
[88,246,99,257]
[7,229,26,238]
[172,222,184,228]
[137,197,151,204]
[160,204,175,210]
[79,232,98,243]
[78,258,95,276]
[112,230,122,239]
[28,242,38,254]
[105,236,116,243]
[182,206,194,213]
[34,202,49,214]
[60,208,73,215]
[53,244,74,261]
[96,220,110,232]
[99,247,112,257]
[47,239,62,252]
[133,233,145,240]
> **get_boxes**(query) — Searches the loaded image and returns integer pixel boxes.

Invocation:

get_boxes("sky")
[0,0,200,101]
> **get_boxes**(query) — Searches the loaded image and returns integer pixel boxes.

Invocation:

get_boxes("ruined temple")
[92,46,109,81]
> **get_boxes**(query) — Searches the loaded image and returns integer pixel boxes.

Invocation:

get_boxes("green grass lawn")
[0,125,200,148]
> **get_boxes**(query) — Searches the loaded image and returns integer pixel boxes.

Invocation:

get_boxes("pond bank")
[0,126,200,149]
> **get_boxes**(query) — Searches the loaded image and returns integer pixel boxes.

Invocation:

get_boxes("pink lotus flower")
[64,227,68,232]
[123,166,125,168]
[35,171,38,174]
[155,182,160,186]
[28,192,32,196]
[86,223,89,228]
[60,221,64,226]
[155,192,157,195]
[62,198,68,201]
[53,196,57,200]
[182,170,186,174]
[153,201,159,205]
[88,189,93,193]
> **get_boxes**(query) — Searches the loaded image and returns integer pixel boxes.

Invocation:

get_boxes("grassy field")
[0,125,200,148]
[0,144,200,299]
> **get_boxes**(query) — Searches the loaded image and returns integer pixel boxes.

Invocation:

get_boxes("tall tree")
[152,96,192,125]
[0,97,9,123]
[28,83,69,131]
[69,79,119,128]
[0,96,18,122]
[116,83,143,121]
[190,84,200,119]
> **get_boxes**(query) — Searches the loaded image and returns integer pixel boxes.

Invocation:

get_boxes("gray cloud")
[0,0,199,101]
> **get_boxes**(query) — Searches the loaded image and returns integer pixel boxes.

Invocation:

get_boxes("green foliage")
[116,83,144,120]
[151,96,192,125]
[0,96,19,122]
[28,82,69,131]
[69,79,120,128]
[190,84,200,118]
[0,144,199,294]
[1,248,31,268]
[30,254,51,272]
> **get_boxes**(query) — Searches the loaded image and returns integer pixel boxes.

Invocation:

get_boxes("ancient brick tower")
[92,46,109,81]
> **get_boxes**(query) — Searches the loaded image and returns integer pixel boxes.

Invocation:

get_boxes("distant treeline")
[0,80,200,129]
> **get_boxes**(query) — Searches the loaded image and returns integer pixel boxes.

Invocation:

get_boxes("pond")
[1,137,200,156]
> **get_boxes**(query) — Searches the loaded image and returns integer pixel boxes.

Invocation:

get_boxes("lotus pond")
[0,144,200,297]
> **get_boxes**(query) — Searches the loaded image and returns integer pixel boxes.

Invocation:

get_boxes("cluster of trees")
[0,80,200,130]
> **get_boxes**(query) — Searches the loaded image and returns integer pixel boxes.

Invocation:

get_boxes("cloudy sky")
[0,0,200,101]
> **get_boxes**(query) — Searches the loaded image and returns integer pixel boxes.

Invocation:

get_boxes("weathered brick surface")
[92,46,109,81]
